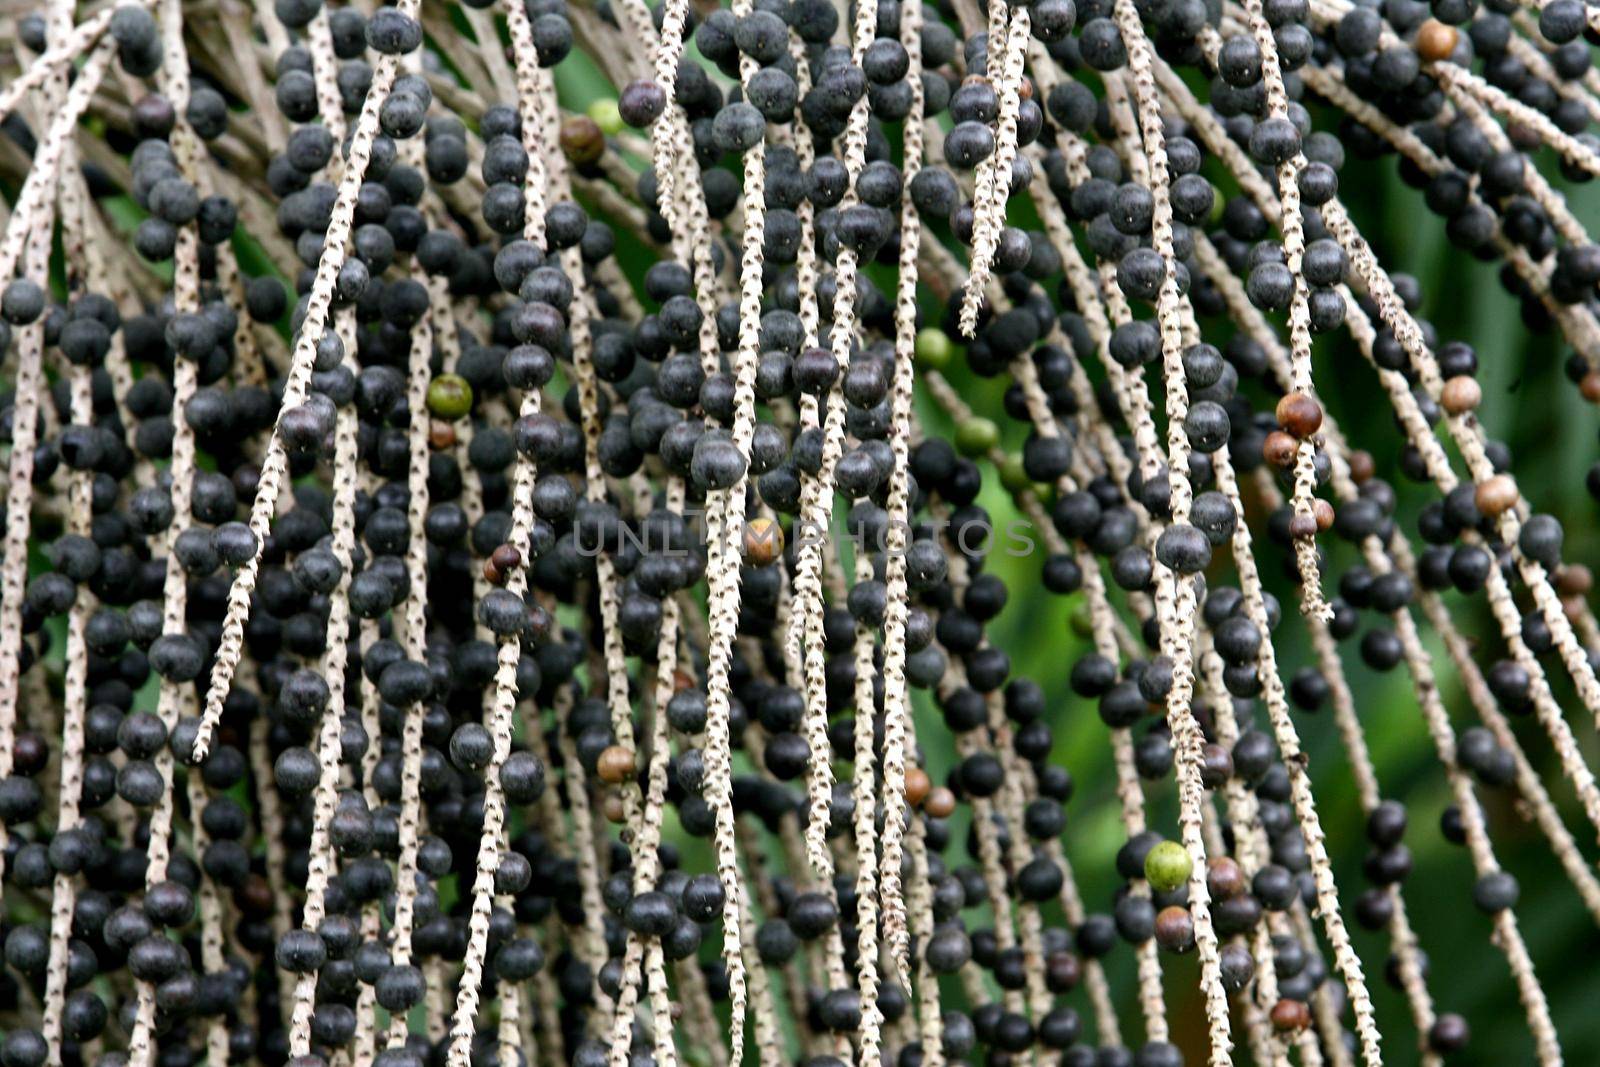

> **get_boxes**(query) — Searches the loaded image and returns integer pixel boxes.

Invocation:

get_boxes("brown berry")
[1313,498,1335,531]
[1288,512,1318,539]
[1581,372,1600,404]
[603,791,627,823]
[1415,19,1459,62]
[1045,951,1081,993]
[1348,450,1376,484]
[923,786,957,819]
[1263,430,1299,468]
[742,516,784,566]
[1440,375,1482,415]
[597,745,636,785]
[1474,474,1519,517]
[1564,595,1586,624]
[904,766,931,807]
[485,543,522,586]
[1276,391,1323,438]
[1271,998,1311,1032]
[560,115,605,166]
[429,420,457,450]
[1557,564,1593,596]
[492,543,522,575]
[1207,857,1246,901]
[1154,905,1195,953]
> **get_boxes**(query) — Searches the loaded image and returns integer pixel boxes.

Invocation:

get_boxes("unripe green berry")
[999,453,1034,494]
[955,417,999,457]
[427,373,474,421]
[1144,839,1192,892]
[588,98,624,135]
[915,327,954,370]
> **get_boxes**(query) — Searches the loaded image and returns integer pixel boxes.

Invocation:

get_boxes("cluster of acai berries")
[1,0,1600,1063]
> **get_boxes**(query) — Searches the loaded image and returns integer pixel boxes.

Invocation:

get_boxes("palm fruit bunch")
[2,0,1600,1063]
